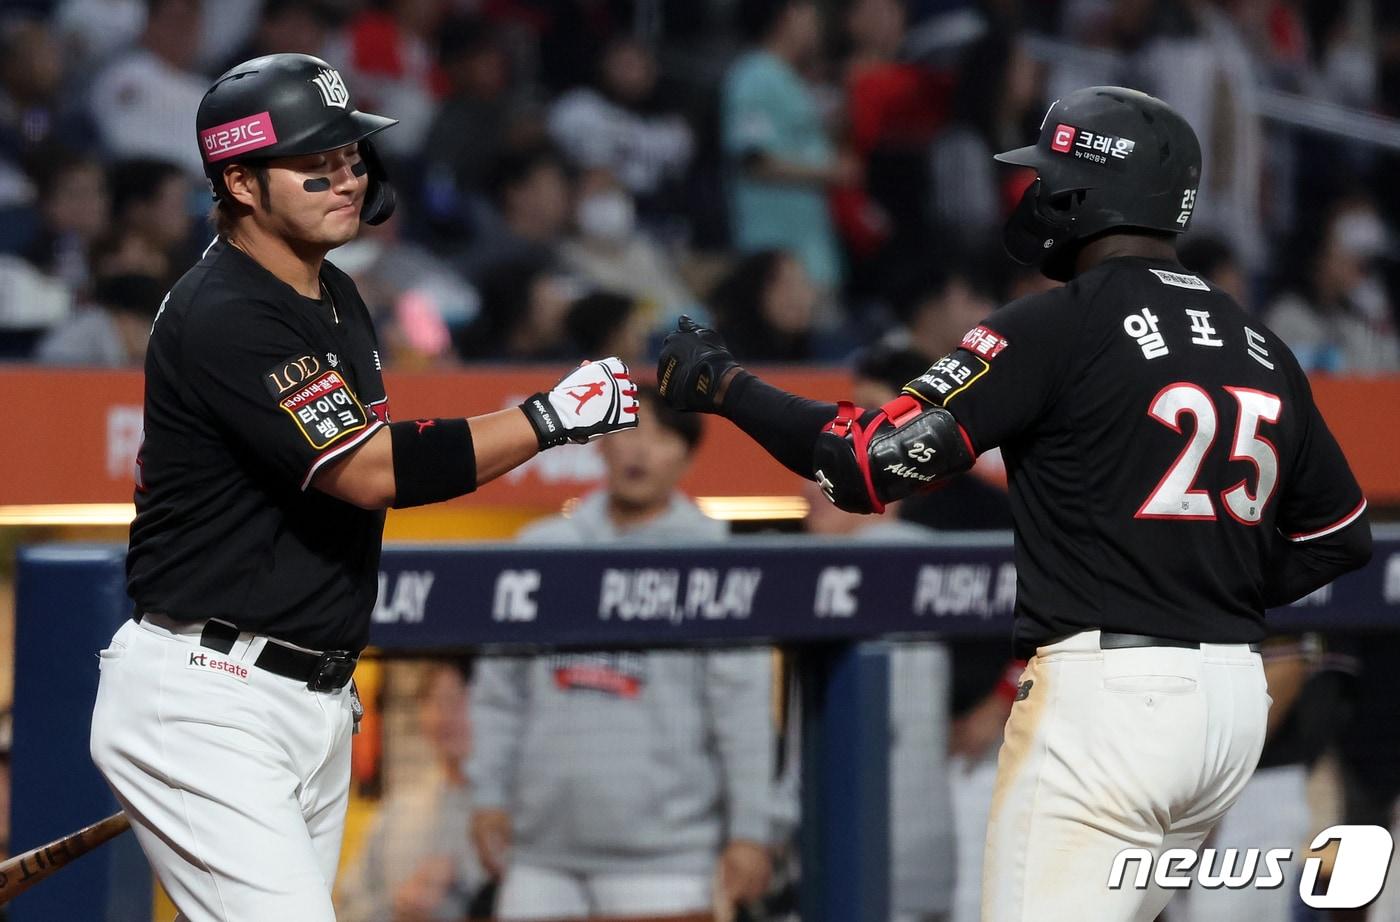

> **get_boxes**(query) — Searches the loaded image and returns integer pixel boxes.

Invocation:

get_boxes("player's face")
[600,403,692,512]
[262,142,367,248]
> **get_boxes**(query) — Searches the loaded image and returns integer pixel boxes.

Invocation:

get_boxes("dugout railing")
[12,531,1400,921]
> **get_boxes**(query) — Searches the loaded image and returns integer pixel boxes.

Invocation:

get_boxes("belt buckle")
[308,650,356,692]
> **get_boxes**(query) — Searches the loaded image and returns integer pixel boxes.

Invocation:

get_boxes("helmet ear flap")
[1002,179,1077,272]
[358,139,396,226]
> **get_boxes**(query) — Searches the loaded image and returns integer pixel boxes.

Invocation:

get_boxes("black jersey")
[127,238,390,651]
[911,256,1365,656]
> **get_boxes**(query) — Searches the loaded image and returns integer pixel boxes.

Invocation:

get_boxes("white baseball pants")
[90,616,355,922]
[981,630,1269,922]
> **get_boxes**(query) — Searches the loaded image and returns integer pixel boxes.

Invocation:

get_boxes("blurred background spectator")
[1265,195,1400,374]
[723,0,852,300]
[564,290,650,368]
[548,36,694,226]
[34,271,162,367]
[337,658,489,922]
[709,248,819,362]
[19,151,109,292]
[459,145,570,283]
[87,0,207,176]
[0,0,1392,376]
[454,255,573,362]
[559,166,699,330]
[106,157,198,280]
[468,388,778,920]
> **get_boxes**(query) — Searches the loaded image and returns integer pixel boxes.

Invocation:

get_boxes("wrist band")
[520,392,567,449]
[389,418,476,508]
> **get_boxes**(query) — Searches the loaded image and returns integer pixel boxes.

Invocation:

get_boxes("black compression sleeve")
[722,372,841,480]
[389,418,477,508]
[1263,516,1373,608]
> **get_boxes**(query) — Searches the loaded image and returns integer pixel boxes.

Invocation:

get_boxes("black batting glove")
[656,315,741,413]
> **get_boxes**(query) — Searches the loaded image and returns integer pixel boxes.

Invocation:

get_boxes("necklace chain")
[320,280,339,324]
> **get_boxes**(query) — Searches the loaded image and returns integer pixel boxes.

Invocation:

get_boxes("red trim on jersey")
[1285,499,1368,543]
[300,420,385,491]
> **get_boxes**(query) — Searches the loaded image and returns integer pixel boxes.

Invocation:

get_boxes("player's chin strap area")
[813,395,977,515]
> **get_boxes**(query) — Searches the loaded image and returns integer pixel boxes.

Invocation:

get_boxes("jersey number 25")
[1136,383,1281,524]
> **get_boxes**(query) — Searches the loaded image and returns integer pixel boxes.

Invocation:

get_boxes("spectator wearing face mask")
[547,37,693,223]
[560,168,698,333]
[1264,196,1399,374]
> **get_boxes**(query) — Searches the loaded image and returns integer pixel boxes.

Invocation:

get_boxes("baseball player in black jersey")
[88,54,638,922]
[658,87,1372,922]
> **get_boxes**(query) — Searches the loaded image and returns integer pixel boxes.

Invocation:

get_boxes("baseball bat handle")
[0,812,131,903]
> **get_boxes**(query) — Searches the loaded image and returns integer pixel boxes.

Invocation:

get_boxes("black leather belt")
[134,613,358,691]
[1100,632,1261,654]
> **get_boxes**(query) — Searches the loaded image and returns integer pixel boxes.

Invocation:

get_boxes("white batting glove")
[520,357,640,449]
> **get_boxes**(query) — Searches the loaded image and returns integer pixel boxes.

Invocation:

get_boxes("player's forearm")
[468,408,540,484]
[1263,517,1372,608]
[721,371,839,479]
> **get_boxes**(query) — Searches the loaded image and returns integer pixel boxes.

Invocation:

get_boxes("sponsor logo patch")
[200,111,278,162]
[278,370,370,449]
[961,325,1010,360]
[1049,124,1135,168]
[186,650,249,683]
[1149,268,1210,291]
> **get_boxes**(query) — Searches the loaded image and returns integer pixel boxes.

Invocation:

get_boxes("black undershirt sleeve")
[1262,516,1372,608]
[722,371,843,480]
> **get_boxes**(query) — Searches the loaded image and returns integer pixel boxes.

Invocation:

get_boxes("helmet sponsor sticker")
[1049,124,1135,168]
[200,111,278,162]
[1051,123,1076,152]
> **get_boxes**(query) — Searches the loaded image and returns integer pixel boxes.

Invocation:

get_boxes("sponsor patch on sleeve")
[904,352,990,404]
[278,370,370,449]
[1148,268,1211,291]
[960,326,1010,360]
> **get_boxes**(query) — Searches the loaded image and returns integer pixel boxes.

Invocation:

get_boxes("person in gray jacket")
[469,387,777,920]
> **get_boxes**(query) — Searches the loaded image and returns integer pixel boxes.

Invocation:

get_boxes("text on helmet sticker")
[200,111,278,162]
[1049,124,1135,168]
[312,67,350,109]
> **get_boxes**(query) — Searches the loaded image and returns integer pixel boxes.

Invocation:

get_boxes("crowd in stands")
[0,0,1397,375]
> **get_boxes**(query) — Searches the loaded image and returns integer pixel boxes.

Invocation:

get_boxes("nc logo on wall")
[312,68,350,109]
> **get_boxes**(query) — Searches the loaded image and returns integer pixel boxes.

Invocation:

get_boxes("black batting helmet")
[995,86,1202,281]
[196,53,398,225]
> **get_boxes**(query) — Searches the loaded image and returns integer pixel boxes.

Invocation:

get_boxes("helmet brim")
[298,110,398,155]
[993,145,1043,169]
